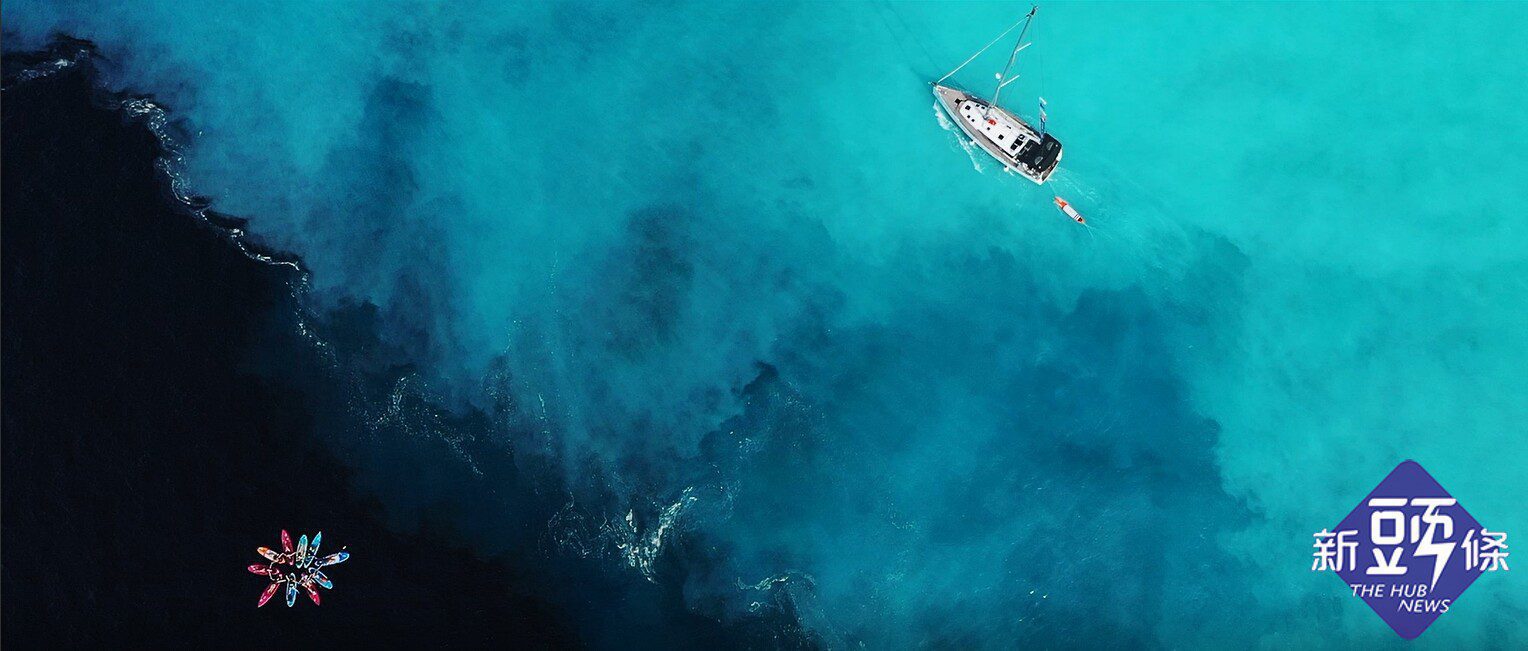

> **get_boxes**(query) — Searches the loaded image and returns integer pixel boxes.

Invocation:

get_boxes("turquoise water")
[8,1,1526,646]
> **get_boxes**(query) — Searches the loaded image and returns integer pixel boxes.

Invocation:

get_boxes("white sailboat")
[933,6,1061,185]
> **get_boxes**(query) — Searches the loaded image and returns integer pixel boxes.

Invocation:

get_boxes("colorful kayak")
[302,579,322,606]
[258,582,281,608]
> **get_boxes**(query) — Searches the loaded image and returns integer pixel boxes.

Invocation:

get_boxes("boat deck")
[934,84,1061,184]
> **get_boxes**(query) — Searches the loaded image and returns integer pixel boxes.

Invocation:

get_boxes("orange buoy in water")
[1053,197,1085,224]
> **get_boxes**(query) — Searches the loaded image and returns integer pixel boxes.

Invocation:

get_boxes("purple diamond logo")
[1314,461,1510,639]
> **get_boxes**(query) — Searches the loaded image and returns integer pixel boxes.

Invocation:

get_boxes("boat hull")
[933,84,1061,184]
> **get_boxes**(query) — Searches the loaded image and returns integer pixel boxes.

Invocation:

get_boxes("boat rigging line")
[986,6,1038,118]
[934,7,1037,86]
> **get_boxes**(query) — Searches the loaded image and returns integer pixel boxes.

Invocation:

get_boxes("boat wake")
[933,101,986,173]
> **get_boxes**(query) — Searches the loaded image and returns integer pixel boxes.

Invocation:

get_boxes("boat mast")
[986,6,1037,118]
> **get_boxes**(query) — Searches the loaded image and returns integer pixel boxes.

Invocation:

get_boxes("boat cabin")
[955,98,1061,180]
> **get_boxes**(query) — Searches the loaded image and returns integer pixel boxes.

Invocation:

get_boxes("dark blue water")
[1,44,795,648]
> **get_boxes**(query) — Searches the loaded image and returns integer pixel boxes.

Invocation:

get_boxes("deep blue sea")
[4,2,1525,647]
